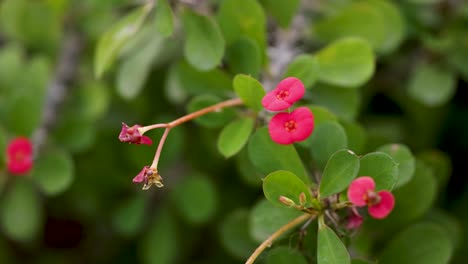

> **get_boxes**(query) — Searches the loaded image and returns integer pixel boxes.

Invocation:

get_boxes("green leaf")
[187,95,236,128]
[260,0,300,28]
[379,223,453,264]
[311,84,360,121]
[218,117,255,158]
[310,121,348,170]
[314,0,405,54]
[216,0,266,56]
[283,55,320,88]
[358,152,398,190]
[266,246,308,264]
[249,199,303,242]
[112,195,146,237]
[315,37,375,88]
[339,120,367,155]
[171,175,217,224]
[425,210,462,249]
[248,127,310,184]
[408,62,456,107]
[32,150,74,196]
[317,224,350,264]
[377,144,415,188]
[140,208,178,264]
[309,105,338,125]
[320,149,360,198]
[94,4,150,77]
[236,149,263,187]
[233,74,265,111]
[417,150,451,190]
[220,209,258,259]
[0,179,42,242]
[226,37,262,77]
[182,10,225,71]
[263,170,312,208]
[154,0,174,37]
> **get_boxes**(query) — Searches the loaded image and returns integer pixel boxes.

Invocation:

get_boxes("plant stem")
[245,213,314,264]
[168,98,243,128]
[151,127,171,169]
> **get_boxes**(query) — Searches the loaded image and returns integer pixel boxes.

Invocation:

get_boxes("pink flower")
[119,123,152,145]
[262,77,305,111]
[6,137,33,175]
[268,107,314,145]
[347,176,395,219]
[133,166,164,190]
[345,208,363,230]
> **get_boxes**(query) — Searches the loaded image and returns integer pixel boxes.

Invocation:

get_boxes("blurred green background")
[0,0,468,263]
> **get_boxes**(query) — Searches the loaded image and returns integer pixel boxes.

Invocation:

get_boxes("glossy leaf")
[379,223,452,264]
[309,105,337,126]
[315,38,374,88]
[248,127,310,184]
[187,95,236,128]
[154,0,174,37]
[339,120,367,155]
[358,152,398,190]
[226,37,261,77]
[311,84,360,121]
[233,74,265,111]
[32,150,74,196]
[218,117,255,158]
[317,223,350,264]
[249,199,303,242]
[263,170,312,208]
[320,149,360,197]
[377,143,415,188]
[94,4,150,77]
[182,10,225,71]
[0,179,42,242]
[283,55,319,89]
[310,121,348,170]
[171,175,217,224]
[220,209,258,259]
[408,63,456,107]
[266,246,308,264]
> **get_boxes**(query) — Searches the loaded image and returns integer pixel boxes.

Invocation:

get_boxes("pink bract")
[6,137,33,175]
[133,166,150,183]
[347,176,376,207]
[345,210,363,230]
[368,191,395,219]
[268,107,314,145]
[119,123,152,145]
[262,77,305,111]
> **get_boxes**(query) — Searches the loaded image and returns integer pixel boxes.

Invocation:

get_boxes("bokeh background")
[0,0,468,263]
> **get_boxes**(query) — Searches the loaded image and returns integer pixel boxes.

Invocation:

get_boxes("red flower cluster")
[6,137,33,175]
[262,77,314,145]
[119,123,152,145]
[347,176,395,219]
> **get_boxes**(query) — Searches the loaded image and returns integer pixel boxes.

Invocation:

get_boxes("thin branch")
[151,127,171,169]
[245,213,314,264]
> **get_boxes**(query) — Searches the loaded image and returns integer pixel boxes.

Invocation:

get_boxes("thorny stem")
[151,127,171,169]
[245,214,314,264]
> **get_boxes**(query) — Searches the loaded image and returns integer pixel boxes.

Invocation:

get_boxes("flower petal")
[368,191,395,219]
[261,92,292,111]
[345,210,363,230]
[7,137,34,175]
[133,166,148,183]
[278,77,305,104]
[347,176,375,206]
[289,107,314,142]
[140,136,153,145]
[268,112,294,144]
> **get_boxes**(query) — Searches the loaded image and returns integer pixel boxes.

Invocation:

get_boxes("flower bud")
[278,196,296,207]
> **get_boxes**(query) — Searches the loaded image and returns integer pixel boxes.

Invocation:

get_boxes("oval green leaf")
[249,199,303,242]
[220,209,258,259]
[315,37,375,88]
[408,62,456,107]
[319,149,360,198]
[358,152,398,190]
[248,127,309,184]
[339,120,367,155]
[154,0,174,37]
[283,55,319,89]
[233,74,265,111]
[261,0,300,28]
[32,150,74,196]
[266,246,308,264]
[170,175,217,224]
[311,84,360,121]
[183,10,225,71]
[263,170,312,208]
[377,143,415,188]
[317,224,351,264]
[94,4,151,77]
[218,117,255,158]
[226,37,262,77]
[310,121,348,170]
[379,223,452,264]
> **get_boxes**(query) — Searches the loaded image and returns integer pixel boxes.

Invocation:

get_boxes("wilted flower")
[133,166,164,190]
[119,123,152,145]
[262,77,305,111]
[268,107,314,145]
